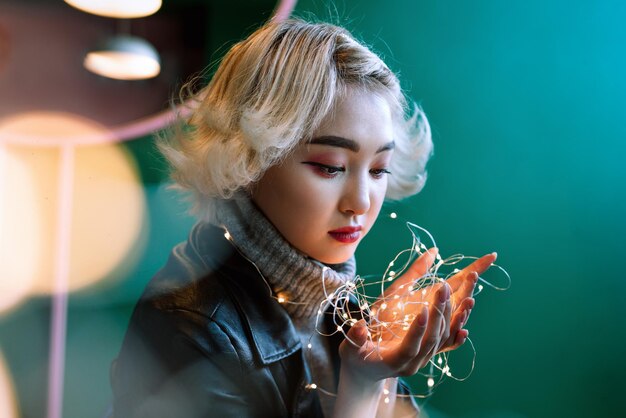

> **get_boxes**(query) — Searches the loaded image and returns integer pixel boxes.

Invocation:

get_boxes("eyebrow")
[309,135,395,153]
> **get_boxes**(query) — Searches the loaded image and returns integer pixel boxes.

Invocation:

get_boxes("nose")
[338,174,370,216]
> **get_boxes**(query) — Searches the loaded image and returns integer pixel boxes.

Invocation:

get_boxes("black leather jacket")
[110,223,417,417]
[111,223,333,417]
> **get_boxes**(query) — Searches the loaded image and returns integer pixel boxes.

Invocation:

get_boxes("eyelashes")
[370,168,392,179]
[301,162,391,179]
[301,162,344,178]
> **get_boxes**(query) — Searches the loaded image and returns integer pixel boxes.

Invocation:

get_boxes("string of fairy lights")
[223,212,510,404]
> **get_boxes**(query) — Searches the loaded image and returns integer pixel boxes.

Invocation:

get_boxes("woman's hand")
[339,248,497,382]
[340,282,452,382]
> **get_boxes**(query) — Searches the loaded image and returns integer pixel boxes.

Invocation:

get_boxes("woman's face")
[251,88,394,264]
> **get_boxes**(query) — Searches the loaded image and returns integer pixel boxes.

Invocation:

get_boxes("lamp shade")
[84,35,160,81]
[64,0,162,18]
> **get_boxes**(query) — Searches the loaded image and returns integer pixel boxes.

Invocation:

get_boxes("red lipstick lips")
[328,226,362,243]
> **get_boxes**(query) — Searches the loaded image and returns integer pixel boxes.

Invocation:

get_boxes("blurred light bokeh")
[0,112,146,314]
[0,350,18,418]
[0,0,624,417]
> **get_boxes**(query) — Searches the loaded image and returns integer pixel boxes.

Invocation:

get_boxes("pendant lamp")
[64,0,162,18]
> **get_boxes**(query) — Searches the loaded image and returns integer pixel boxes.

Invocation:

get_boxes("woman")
[110,19,496,417]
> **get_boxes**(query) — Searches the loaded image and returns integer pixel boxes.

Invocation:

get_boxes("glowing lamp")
[84,35,160,81]
[64,0,162,18]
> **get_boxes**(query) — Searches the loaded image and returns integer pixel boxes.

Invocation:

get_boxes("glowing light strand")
[304,215,510,399]
[225,212,510,401]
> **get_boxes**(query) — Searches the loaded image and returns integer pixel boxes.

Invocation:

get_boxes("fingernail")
[356,325,367,338]
[439,284,450,303]
[418,306,428,326]
[468,298,475,309]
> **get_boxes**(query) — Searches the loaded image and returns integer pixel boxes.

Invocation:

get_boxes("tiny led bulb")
[384,397,390,404]
[277,296,286,303]
[307,343,312,349]
[390,212,397,219]
[383,389,390,395]
[224,231,231,240]
[427,378,435,388]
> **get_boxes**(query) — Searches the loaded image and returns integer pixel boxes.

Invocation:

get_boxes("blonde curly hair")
[159,18,433,222]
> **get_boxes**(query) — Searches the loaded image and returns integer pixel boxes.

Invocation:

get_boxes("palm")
[370,248,497,353]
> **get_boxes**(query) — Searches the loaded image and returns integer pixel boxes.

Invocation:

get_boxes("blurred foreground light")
[0,112,146,313]
[84,36,160,81]
[0,351,18,418]
[64,0,162,18]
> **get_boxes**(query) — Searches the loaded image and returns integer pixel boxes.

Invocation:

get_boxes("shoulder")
[129,222,254,363]
[121,221,300,367]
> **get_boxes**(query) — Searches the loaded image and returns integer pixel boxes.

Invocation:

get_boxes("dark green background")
[1,0,624,417]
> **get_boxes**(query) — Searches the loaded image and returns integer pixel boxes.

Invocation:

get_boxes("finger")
[455,297,475,323]
[448,252,497,292]
[386,247,439,296]
[441,298,473,350]
[397,304,428,359]
[440,329,469,353]
[438,290,453,343]
[406,247,439,279]
[420,284,449,356]
[346,319,369,348]
[450,273,478,309]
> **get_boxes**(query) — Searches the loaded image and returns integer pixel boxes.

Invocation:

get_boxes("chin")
[315,250,355,266]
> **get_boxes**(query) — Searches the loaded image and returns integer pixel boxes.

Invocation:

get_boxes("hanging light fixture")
[84,35,160,81]
[64,0,162,18]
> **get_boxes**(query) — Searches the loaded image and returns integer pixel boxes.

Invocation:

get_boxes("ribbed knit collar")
[213,195,356,318]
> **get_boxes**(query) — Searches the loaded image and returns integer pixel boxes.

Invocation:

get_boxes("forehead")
[310,89,394,148]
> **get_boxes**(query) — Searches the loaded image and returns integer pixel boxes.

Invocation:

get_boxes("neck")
[213,195,356,318]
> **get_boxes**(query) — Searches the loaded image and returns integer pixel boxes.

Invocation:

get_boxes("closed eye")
[370,168,391,179]
[301,162,345,178]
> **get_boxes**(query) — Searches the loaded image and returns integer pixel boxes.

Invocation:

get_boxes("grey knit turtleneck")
[212,195,356,318]
[213,195,357,415]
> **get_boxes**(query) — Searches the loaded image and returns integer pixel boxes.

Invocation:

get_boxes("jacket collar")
[222,250,303,365]
[194,222,303,365]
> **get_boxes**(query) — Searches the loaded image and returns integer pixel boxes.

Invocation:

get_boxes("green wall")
[1,1,624,417]
[294,0,626,417]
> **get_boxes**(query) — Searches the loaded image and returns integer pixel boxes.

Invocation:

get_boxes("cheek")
[367,181,388,224]
[272,172,330,227]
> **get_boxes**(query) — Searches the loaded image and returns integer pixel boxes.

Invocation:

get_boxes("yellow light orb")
[0,112,146,309]
[64,0,162,18]
[0,351,18,418]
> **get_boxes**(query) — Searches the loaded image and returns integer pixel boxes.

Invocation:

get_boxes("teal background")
[303,1,626,417]
[0,0,624,417]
